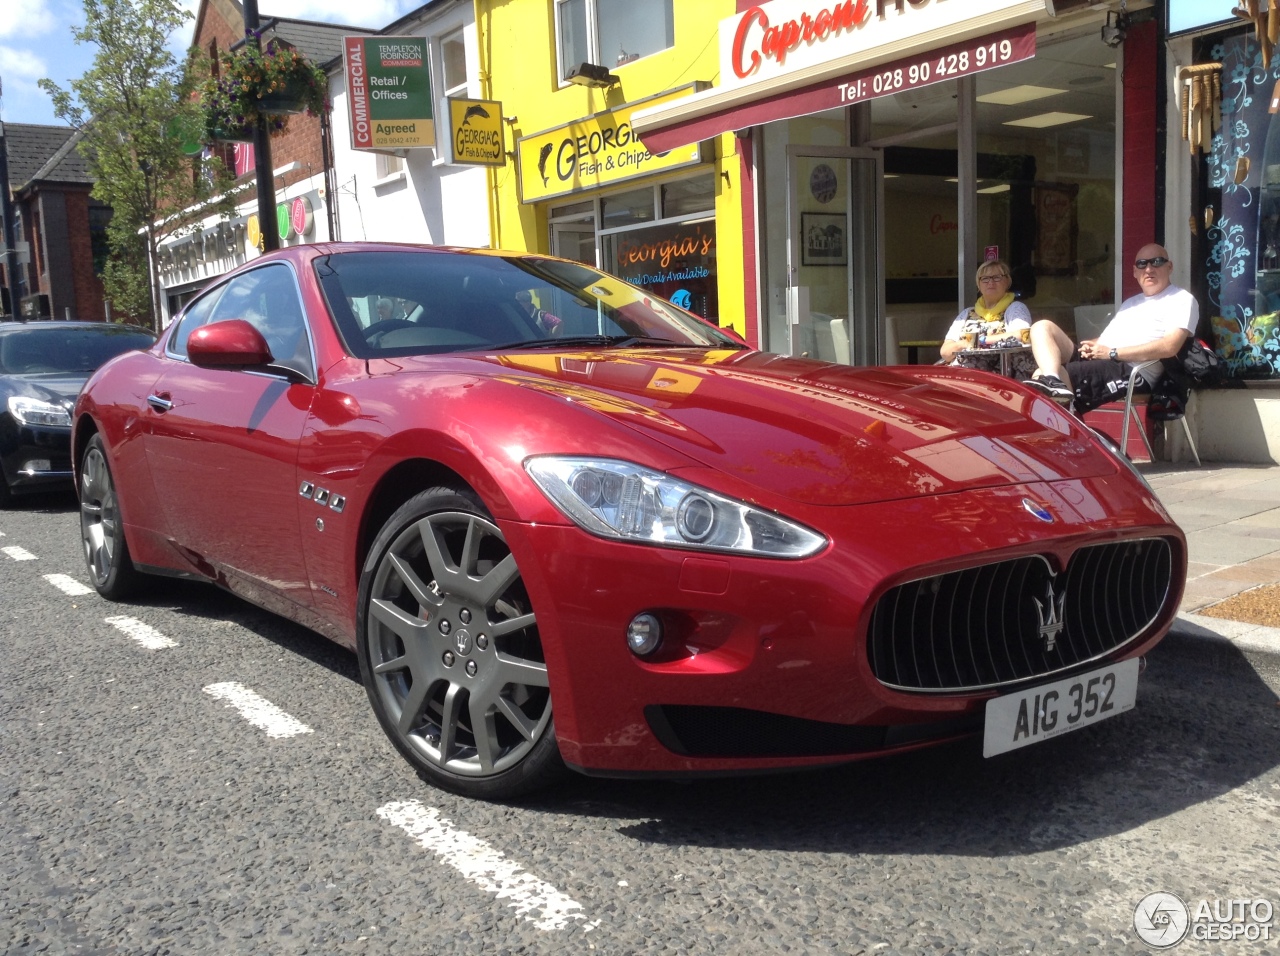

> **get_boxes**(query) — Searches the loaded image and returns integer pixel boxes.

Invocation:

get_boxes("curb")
[1168,612,1280,659]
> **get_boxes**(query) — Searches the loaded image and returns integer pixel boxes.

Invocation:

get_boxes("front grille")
[867,538,1173,692]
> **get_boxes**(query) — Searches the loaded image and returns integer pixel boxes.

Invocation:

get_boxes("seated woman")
[939,258,1035,380]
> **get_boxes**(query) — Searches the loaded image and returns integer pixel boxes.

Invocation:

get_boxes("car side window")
[168,285,226,359]
[209,265,313,379]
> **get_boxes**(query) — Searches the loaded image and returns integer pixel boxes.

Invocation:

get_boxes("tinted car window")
[211,265,310,376]
[183,264,312,378]
[314,250,739,359]
[0,324,155,374]
[168,284,227,358]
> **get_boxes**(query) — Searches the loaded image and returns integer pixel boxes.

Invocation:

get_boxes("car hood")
[432,349,1117,506]
[2,371,88,407]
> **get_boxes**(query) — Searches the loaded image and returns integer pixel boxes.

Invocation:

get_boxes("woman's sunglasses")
[1134,257,1170,269]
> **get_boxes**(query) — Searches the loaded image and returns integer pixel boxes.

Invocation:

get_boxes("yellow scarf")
[973,292,1015,323]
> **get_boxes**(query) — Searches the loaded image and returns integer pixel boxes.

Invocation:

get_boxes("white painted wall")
[1169,391,1280,464]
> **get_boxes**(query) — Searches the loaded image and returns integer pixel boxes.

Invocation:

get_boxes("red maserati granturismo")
[72,243,1185,799]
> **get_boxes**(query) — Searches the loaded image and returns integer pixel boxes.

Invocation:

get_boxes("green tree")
[40,0,236,328]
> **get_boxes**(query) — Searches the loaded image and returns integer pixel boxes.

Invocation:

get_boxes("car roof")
[0,320,154,334]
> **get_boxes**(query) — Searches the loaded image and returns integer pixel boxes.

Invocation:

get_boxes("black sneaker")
[1027,374,1073,400]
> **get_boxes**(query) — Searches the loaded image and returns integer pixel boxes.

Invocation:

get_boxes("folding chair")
[1120,360,1200,466]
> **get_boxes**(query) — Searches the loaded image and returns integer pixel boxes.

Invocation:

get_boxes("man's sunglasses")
[1134,257,1170,269]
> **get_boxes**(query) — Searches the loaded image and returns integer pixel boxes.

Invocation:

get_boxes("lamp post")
[242,0,279,252]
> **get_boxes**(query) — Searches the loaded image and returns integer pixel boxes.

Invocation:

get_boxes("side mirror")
[188,319,273,368]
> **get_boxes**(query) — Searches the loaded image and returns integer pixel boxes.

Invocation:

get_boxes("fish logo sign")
[462,104,490,125]
[537,143,554,187]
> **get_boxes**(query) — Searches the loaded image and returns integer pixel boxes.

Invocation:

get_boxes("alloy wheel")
[365,508,552,778]
[80,442,121,588]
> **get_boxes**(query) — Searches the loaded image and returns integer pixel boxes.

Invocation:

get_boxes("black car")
[0,320,155,505]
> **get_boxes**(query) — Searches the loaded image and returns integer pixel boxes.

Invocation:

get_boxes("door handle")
[147,393,173,412]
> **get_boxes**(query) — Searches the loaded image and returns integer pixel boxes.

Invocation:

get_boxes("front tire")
[79,434,141,599]
[357,487,563,800]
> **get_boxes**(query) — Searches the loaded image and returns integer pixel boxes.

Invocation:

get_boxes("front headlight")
[7,396,72,427]
[525,456,827,558]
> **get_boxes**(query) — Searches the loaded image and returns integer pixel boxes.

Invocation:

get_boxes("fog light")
[626,612,662,656]
[25,459,52,473]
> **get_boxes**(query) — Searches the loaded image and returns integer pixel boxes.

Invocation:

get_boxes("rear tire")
[357,486,564,800]
[79,434,141,600]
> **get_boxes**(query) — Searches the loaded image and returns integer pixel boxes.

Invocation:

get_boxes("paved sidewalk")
[1140,461,1280,656]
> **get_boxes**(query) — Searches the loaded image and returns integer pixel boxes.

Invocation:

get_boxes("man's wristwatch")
[1109,347,1119,362]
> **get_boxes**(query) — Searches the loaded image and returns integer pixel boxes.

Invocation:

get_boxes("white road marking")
[202,682,313,738]
[2,546,36,561]
[43,574,93,596]
[105,616,178,650]
[377,799,589,931]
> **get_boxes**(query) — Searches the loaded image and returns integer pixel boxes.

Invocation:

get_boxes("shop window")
[975,32,1117,314]
[661,177,714,218]
[1198,31,1280,379]
[551,174,716,302]
[555,0,674,81]
[601,217,717,323]
[601,187,655,228]
[550,199,593,219]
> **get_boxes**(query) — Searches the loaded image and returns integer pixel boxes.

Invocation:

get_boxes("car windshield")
[0,324,155,375]
[314,250,742,358]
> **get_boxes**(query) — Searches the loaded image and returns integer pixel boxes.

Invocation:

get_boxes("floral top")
[944,300,1032,349]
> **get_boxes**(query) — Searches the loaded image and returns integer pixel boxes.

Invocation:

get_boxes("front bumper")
[500,474,1185,776]
[0,419,74,495]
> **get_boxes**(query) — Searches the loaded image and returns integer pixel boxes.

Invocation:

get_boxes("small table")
[956,345,1033,377]
[899,339,943,365]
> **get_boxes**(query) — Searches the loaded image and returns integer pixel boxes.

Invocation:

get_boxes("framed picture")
[801,212,848,267]
[1035,184,1078,276]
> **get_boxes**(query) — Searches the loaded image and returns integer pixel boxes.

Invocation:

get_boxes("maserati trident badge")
[1033,578,1067,652]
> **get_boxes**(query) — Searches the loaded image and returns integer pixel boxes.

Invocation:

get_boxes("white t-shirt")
[943,299,1032,345]
[1098,285,1198,349]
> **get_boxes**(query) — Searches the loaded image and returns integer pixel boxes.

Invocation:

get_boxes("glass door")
[552,220,597,266]
[786,146,884,365]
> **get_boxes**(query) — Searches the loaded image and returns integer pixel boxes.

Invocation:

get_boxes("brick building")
[155,0,368,319]
[0,122,110,321]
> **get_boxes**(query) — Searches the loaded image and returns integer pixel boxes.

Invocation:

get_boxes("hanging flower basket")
[200,38,326,139]
[256,74,313,115]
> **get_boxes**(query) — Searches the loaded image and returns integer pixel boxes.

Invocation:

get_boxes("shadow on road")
[111,575,362,685]
[1,489,78,514]
[81,552,1280,860]
[533,634,1280,857]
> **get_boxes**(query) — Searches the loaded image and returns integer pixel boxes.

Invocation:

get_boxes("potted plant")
[201,37,326,141]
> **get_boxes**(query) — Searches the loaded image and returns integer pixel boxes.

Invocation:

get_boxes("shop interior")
[760,28,1120,366]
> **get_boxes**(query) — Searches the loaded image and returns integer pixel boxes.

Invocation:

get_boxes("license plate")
[983,659,1139,757]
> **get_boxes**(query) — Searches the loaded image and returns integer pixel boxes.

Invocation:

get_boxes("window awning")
[632,0,1048,153]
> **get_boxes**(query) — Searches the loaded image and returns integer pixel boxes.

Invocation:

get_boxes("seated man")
[1025,243,1198,411]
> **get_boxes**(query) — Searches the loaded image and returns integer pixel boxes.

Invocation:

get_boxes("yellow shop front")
[475,0,746,333]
